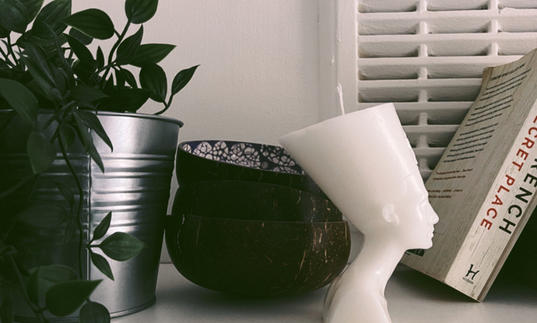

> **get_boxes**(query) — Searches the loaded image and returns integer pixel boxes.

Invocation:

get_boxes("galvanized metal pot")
[0,110,181,321]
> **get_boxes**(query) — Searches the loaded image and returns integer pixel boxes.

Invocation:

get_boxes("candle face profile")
[280,103,438,323]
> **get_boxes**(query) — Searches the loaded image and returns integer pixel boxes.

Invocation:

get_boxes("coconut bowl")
[176,140,324,195]
[173,180,342,222]
[165,214,350,297]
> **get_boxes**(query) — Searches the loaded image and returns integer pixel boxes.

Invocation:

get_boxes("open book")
[402,49,537,301]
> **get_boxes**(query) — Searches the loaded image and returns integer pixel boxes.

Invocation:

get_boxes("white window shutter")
[320,0,537,179]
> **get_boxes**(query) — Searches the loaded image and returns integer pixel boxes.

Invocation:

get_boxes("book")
[402,49,537,301]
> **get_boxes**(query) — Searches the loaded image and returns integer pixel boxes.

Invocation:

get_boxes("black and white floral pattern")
[180,141,304,174]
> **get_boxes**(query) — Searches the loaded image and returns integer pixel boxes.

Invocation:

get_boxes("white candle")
[280,103,438,323]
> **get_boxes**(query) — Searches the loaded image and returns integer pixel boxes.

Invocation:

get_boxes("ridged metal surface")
[0,110,180,321]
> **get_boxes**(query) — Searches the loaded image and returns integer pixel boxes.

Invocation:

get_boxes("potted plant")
[0,0,198,322]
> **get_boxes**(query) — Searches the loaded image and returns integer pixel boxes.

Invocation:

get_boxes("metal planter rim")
[0,108,184,127]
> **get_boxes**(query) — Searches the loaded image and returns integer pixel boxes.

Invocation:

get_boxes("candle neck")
[347,234,405,294]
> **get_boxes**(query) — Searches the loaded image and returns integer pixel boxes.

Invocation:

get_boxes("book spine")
[444,103,537,300]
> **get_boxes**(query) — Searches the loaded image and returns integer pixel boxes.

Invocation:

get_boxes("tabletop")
[114,264,537,323]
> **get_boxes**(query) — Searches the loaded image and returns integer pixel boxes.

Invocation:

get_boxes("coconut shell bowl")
[166,140,351,297]
[175,140,324,195]
[165,214,350,297]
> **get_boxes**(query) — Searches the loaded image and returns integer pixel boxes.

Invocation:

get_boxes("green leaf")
[0,0,43,33]
[171,65,199,95]
[26,265,77,307]
[42,110,58,130]
[20,43,57,92]
[103,74,114,93]
[80,301,110,323]
[74,110,113,152]
[26,0,44,19]
[0,0,26,33]
[34,0,71,34]
[98,232,144,261]
[116,26,143,65]
[0,24,8,38]
[115,69,126,88]
[59,123,76,150]
[0,243,16,257]
[0,78,38,125]
[131,43,175,67]
[64,9,114,40]
[26,131,56,174]
[90,252,114,281]
[66,34,96,82]
[140,64,167,102]
[45,280,101,317]
[0,297,13,323]
[52,67,68,93]
[118,69,137,88]
[99,88,149,113]
[96,46,104,70]
[125,0,158,24]
[74,119,105,172]
[72,61,90,83]
[71,83,108,105]
[93,212,111,241]
[65,34,95,67]
[69,27,92,45]
[25,0,44,21]
[19,24,68,51]
[54,53,74,80]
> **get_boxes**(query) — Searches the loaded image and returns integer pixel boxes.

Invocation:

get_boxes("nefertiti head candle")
[280,103,438,323]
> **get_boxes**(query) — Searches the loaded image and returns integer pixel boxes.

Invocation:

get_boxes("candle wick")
[337,83,346,115]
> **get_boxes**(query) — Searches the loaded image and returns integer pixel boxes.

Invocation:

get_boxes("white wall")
[75,0,322,261]
[77,0,320,142]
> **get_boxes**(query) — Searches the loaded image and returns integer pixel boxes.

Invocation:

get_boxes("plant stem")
[109,21,131,64]
[154,103,170,115]
[57,134,85,280]
[6,35,19,67]
[155,96,173,115]
[101,21,131,88]
[0,46,16,67]
[96,62,117,74]
[7,255,47,323]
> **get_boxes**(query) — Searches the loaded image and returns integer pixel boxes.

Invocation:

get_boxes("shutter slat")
[352,0,537,178]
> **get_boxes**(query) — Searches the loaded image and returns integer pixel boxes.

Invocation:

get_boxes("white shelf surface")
[114,264,537,323]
